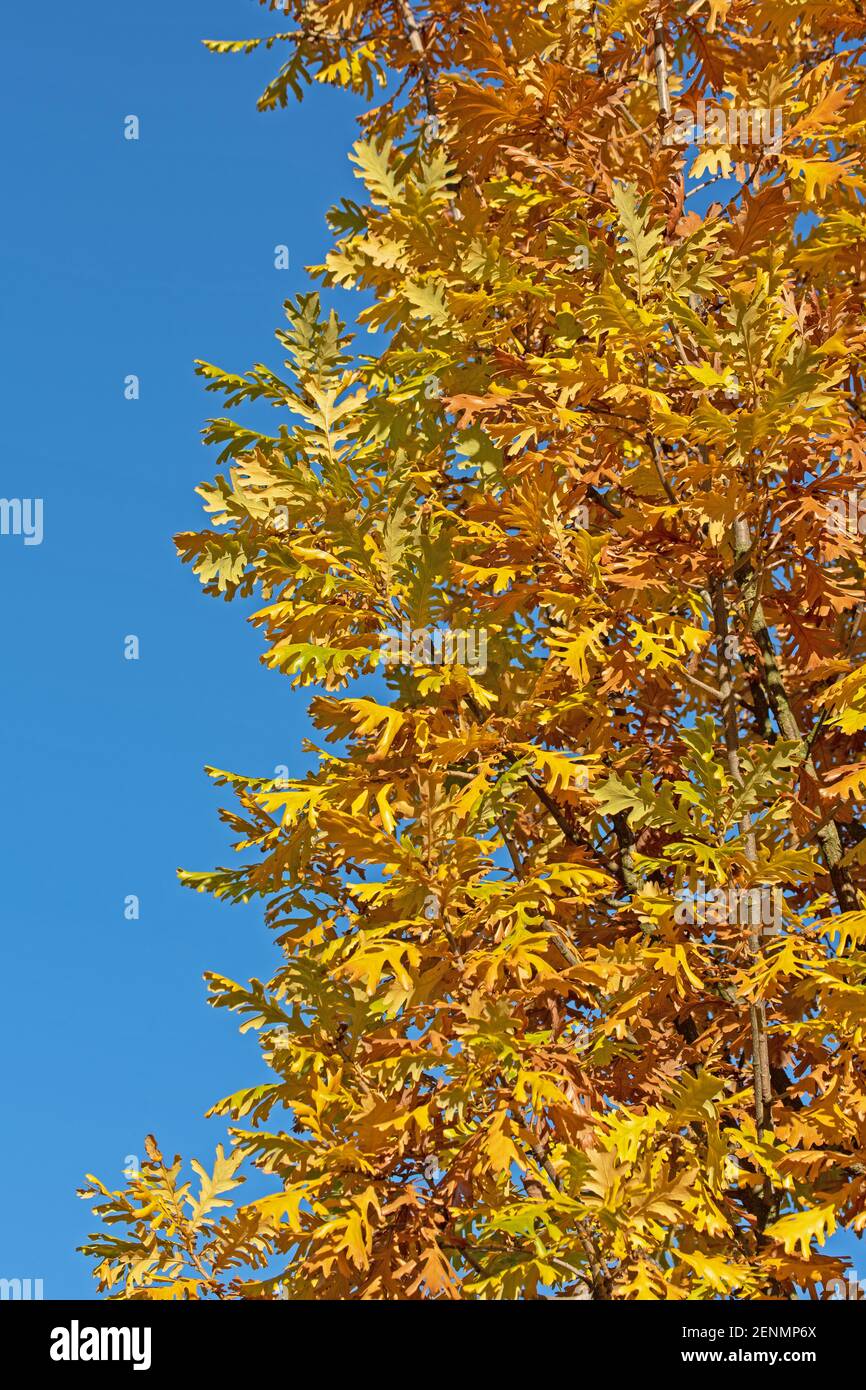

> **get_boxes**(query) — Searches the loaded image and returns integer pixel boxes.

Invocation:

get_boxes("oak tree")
[81,0,866,1299]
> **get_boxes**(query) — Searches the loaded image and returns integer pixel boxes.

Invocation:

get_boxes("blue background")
[0,0,364,1297]
[0,0,860,1299]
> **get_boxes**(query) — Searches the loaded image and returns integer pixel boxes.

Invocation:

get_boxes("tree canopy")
[80,0,866,1300]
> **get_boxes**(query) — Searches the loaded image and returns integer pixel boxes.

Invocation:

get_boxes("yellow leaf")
[766,1204,837,1258]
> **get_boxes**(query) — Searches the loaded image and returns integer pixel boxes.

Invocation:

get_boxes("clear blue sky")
[1,0,861,1300]
[0,0,365,1298]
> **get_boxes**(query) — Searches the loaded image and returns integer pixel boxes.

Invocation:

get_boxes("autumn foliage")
[80,0,866,1299]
